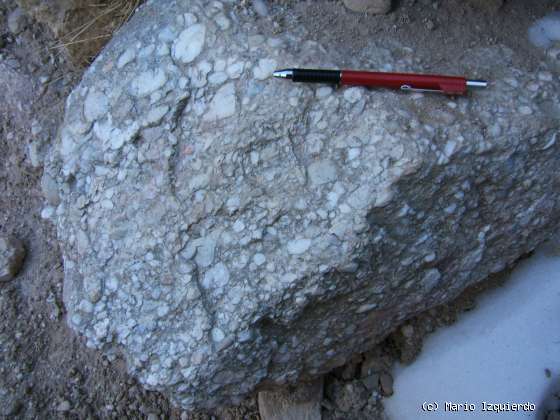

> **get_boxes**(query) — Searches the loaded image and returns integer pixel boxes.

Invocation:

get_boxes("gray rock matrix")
[43,0,560,410]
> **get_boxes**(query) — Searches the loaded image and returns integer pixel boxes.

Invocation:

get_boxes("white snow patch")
[384,247,560,419]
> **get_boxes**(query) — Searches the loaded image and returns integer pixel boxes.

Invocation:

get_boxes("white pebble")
[316,87,333,98]
[203,83,237,121]
[347,148,361,161]
[226,62,244,79]
[172,24,206,64]
[208,72,228,85]
[252,0,269,17]
[343,87,362,104]
[84,90,109,122]
[117,48,136,69]
[233,220,245,233]
[538,71,553,82]
[130,69,167,97]
[287,238,311,255]
[422,268,441,291]
[41,206,55,219]
[253,58,277,80]
[211,327,225,343]
[253,253,266,266]
[101,200,114,210]
[214,14,230,30]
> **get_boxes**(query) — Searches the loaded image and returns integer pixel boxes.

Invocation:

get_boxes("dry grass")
[52,0,142,67]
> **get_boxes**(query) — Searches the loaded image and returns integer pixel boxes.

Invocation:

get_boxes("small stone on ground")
[258,379,323,420]
[343,0,391,14]
[0,236,26,282]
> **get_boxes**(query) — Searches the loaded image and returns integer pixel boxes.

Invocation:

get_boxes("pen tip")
[466,79,488,89]
[273,69,293,79]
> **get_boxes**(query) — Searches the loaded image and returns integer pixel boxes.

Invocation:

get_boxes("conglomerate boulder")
[43,0,560,410]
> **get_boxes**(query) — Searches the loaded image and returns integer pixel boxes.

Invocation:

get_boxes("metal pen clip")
[400,84,444,94]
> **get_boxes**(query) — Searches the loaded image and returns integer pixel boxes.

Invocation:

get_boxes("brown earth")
[0,0,557,418]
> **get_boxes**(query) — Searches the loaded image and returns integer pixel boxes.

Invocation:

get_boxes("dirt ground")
[0,0,557,419]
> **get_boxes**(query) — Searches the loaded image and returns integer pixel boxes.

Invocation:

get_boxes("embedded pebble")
[208,72,228,85]
[84,90,109,122]
[253,58,277,80]
[214,14,230,30]
[343,87,363,103]
[308,160,338,186]
[202,263,230,289]
[130,69,167,97]
[421,269,442,292]
[41,206,55,219]
[252,0,269,17]
[117,48,136,69]
[41,173,60,206]
[287,239,311,255]
[172,24,206,64]
[211,327,225,343]
[203,82,236,120]
[226,62,244,78]
[253,253,266,266]
[316,87,333,98]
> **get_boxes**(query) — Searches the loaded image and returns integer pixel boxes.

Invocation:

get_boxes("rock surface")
[43,0,560,411]
[0,237,26,282]
[342,0,391,14]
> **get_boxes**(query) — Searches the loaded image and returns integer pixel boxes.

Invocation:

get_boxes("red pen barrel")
[340,70,467,95]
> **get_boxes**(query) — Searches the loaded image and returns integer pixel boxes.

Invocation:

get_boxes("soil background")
[0,0,557,418]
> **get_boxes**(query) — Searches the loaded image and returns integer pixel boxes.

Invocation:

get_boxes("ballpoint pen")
[273,68,488,95]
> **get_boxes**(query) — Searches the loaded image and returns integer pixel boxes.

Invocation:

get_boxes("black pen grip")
[292,69,341,84]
